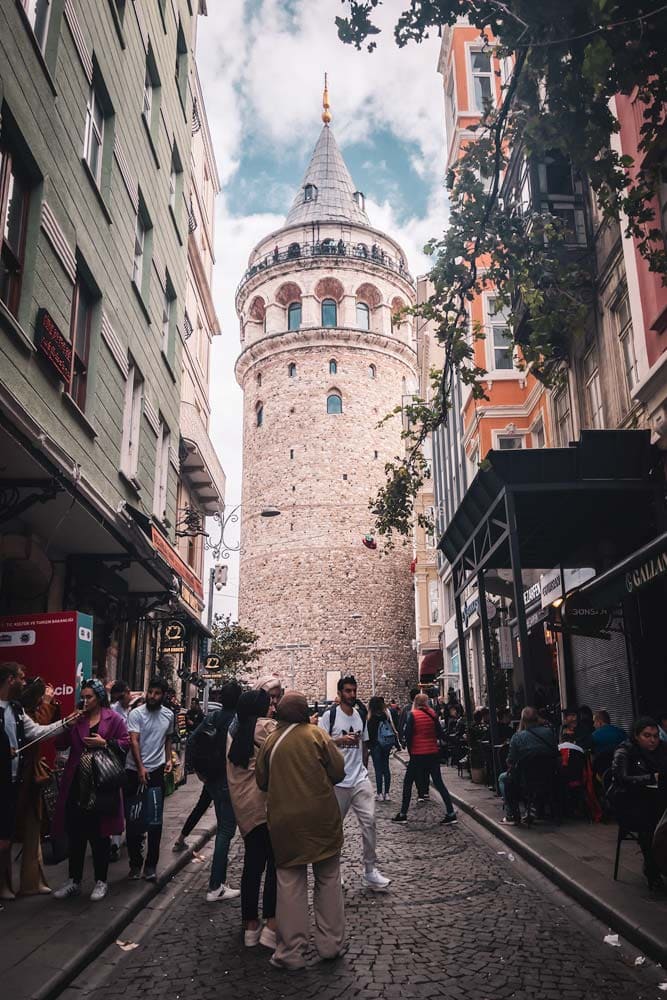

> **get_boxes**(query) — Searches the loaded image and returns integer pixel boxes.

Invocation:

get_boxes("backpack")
[189,712,228,781]
[377,715,397,750]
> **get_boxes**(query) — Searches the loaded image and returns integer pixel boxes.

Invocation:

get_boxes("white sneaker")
[244,925,262,947]
[259,925,277,950]
[206,883,241,902]
[90,881,108,901]
[375,793,383,802]
[362,867,391,892]
[53,879,81,899]
[383,793,391,802]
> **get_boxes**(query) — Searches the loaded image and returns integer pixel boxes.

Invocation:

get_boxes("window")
[329,359,337,375]
[153,416,170,518]
[162,277,176,357]
[256,402,263,427]
[256,372,262,387]
[554,388,572,446]
[469,49,493,111]
[175,19,188,108]
[304,184,317,202]
[21,0,51,51]
[497,435,523,450]
[487,296,513,370]
[290,448,294,459]
[429,580,440,625]
[69,273,94,411]
[132,194,152,300]
[327,393,342,415]
[444,64,456,142]
[368,363,376,378]
[612,291,638,394]
[168,144,183,222]
[321,299,337,327]
[142,68,153,124]
[353,190,365,211]
[83,86,104,186]
[288,302,301,330]
[288,362,296,378]
[583,347,604,428]
[142,48,161,149]
[120,360,143,479]
[0,147,30,317]
[532,418,546,449]
[356,301,370,330]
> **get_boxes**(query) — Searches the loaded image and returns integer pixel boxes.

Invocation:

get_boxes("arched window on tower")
[327,392,343,415]
[304,183,318,203]
[288,302,301,331]
[256,402,264,426]
[329,359,337,375]
[356,302,370,330]
[322,299,337,327]
[368,364,376,379]
[288,362,296,378]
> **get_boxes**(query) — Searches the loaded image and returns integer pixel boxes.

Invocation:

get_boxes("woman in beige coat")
[256,691,346,971]
[227,689,277,949]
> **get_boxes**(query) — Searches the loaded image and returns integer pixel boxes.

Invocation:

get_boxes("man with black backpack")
[188,681,242,901]
[319,676,391,892]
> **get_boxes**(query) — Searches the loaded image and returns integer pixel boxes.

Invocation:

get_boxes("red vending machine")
[0,611,93,716]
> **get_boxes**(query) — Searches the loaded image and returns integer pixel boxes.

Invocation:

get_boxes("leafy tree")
[336,1,667,546]
[207,613,267,682]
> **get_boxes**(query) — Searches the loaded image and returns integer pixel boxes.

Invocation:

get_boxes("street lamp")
[272,643,311,689]
[355,644,391,696]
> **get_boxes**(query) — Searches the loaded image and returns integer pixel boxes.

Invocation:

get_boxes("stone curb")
[395,754,667,966]
[32,821,217,1000]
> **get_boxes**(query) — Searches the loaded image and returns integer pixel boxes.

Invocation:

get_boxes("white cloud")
[195,0,448,619]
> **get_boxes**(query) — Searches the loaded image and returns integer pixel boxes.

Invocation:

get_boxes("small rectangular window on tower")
[290,448,294,459]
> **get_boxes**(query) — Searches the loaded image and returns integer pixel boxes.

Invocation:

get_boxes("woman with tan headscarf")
[255,691,346,971]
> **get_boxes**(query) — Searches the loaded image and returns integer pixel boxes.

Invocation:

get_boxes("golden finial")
[322,72,332,125]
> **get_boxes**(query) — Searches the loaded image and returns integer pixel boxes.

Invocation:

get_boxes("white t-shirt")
[127,704,174,772]
[319,705,368,788]
[111,701,130,723]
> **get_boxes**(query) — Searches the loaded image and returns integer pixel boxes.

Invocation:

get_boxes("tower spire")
[322,72,332,125]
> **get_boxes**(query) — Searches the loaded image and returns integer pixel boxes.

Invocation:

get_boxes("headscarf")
[81,677,109,707]
[228,689,270,769]
[255,673,282,694]
[275,690,310,724]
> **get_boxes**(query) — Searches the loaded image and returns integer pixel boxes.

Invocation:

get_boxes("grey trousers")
[334,778,377,870]
[273,853,345,969]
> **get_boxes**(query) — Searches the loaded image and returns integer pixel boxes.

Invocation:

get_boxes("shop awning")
[419,649,443,682]
[567,529,667,609]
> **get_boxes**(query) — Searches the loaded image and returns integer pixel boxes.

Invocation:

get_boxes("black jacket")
[611,739,667,795]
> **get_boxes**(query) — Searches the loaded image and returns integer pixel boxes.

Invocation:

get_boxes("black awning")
[570,530,667,609]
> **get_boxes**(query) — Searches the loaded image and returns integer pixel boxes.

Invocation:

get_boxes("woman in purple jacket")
[52,679,129,901]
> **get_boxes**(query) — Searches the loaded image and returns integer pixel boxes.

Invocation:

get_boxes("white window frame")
[467,44,495,113]
[120,361,143,480]
[583,347,604,429]
[133,212,146,288]
[142,67,153,124]
[153,417,170,518]
[22,0,51,51]
[169,160,177,209]
[612,289,638,395]
[531,416,546,449]
[444,62,457,143]
[428,579,440,625]
[83,86,104,186]
[161,289,172,354]
[553,386,572,447]
[485,294,515,372]
[494,433,524,451]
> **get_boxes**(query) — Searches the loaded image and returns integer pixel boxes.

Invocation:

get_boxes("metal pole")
[206,566,215,631]
[371,651,376,696]
[477,570,499,789]
[505,489,534,706]
[454,590,474,723]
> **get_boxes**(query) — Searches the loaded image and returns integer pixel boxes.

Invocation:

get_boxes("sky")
[194,0,447,621]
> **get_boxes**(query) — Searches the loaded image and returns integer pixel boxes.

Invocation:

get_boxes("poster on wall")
[0,611,93,715]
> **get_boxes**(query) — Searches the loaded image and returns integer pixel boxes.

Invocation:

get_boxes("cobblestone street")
[67,762,663,1000]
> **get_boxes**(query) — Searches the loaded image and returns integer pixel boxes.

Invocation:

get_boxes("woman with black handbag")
[52,679,129,901]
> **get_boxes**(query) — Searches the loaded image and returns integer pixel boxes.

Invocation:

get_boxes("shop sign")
[161,619,186,654]
[561,594,611,636]
[625,550,667,594]
[151,526,204,599]
[462,594,497,629]
[540,568,563,609]
[498,625,513,670]
[522,581,541,607]
[181,583,202,614]
[35,308,72,386]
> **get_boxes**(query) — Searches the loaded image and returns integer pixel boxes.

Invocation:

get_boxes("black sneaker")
[143,866,157,881]
[109,844,120,863]
[128,868,142,880]
[441,813,458,825]
[392,812,407,823]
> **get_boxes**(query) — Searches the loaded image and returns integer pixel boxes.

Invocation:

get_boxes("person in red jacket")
[393,693,457,824]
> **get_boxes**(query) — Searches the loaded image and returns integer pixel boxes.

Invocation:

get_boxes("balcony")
[236,238,414,298]
[179,402,225,515]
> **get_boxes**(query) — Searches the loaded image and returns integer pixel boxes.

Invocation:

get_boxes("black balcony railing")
[236,238,414,296]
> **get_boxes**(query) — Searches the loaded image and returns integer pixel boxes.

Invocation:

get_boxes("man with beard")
[125,677,174,880]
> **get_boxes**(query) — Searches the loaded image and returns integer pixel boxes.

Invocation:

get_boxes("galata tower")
[235,84,417,702]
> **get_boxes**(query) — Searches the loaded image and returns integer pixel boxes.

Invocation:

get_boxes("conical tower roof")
[284,124,370,227]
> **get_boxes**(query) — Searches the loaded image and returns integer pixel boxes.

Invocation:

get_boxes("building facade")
[235,96,417,701]
[0,1,221,693]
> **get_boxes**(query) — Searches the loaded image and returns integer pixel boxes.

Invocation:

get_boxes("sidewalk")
[0,778,216,1000]
[433,760,667,965]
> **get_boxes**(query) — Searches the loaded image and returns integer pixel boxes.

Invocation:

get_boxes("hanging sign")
[625,549,667,594]
[161,619,186,654]
[35,308,72,386]
[561,594,611,637]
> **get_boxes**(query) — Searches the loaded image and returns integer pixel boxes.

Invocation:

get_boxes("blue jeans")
[370,744,392,794]
[206,779,237,891]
